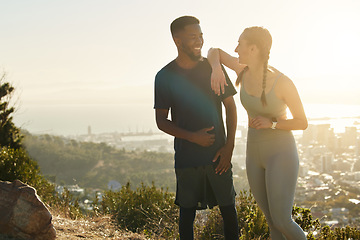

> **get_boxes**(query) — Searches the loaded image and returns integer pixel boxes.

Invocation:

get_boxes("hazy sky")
[1,0,360,135]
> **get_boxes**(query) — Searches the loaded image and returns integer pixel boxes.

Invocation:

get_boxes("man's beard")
[181,44,202,61]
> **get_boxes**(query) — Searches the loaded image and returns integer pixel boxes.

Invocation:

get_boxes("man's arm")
[213,96,237,174]
[155,109,216,147]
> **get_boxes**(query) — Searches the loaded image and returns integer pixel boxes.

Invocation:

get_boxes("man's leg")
[219,204,239,240]
[179,206,197,240]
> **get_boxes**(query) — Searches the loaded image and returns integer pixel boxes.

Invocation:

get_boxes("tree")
[0,72,22,149]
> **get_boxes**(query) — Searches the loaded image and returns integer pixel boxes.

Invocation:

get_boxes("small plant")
[292,206,320,239]
[99,181,179,238]
[196,190,269,240]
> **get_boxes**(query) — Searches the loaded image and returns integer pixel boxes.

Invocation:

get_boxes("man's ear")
[173,34,181,47]
[173,36,182,48]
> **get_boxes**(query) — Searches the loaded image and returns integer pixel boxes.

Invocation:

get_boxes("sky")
[1,0,360,135]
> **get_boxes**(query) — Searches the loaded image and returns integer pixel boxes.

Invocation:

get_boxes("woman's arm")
[250,76,308,131]
[277,76,308,130]
[207,48,245,95]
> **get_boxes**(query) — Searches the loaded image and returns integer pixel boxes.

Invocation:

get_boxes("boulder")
[0,180,56,240]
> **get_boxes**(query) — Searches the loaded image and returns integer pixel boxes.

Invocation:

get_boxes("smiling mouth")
[194,47,202,54]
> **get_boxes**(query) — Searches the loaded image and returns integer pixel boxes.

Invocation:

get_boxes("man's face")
[176,24,204,61]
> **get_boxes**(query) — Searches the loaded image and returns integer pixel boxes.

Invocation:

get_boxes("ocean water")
[13,103,360,136]
[301,103,360,133]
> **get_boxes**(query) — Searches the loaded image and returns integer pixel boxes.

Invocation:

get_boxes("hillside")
[23,133,247,192]
[23,133,176,191]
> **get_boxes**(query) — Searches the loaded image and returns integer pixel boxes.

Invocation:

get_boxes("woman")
[208,26,308,240]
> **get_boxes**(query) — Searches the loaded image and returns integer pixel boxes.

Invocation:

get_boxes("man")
[154,16,239,239]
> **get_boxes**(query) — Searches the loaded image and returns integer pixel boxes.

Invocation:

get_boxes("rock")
[0,180,56,240]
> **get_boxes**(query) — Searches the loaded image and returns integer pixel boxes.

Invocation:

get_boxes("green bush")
[292,206,320,239]
[196,190,334,240]
[0,146,57,203]
[0,146,83,218]
[315,225,360,239]
[196,190,269,240]
[0,73,23,149]
[0,147,40,182]
[99,182,179,238]
[56,187,83,219]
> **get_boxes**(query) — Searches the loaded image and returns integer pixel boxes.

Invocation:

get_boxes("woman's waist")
[246,127,294,142]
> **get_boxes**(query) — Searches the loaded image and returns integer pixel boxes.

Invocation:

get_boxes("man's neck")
[175,55,200,69]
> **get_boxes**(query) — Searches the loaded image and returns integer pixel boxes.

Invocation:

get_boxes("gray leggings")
[246,128,306,240]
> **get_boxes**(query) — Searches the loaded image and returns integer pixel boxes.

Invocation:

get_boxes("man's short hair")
[170,16,200,37]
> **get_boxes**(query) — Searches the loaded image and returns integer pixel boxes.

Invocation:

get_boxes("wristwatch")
[271,117,277,129]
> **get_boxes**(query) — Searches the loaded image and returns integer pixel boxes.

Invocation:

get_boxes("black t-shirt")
[154,58,237,168]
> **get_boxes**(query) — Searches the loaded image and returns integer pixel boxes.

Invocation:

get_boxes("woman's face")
[234,36,251,64]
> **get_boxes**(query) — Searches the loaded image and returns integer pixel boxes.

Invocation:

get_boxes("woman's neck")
[246,62,265,83]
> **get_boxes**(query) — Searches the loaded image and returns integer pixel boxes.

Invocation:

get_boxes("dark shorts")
[175,163,236,210]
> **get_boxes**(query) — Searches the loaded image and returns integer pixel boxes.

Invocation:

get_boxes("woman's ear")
[250,44,257,53]
[250,44,260,56]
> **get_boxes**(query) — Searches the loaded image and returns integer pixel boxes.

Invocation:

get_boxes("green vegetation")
[2,71,360,238]
[23,133,248,193]
[18,128,360,238]
[0,72,80,219]
[0,73,55,203]
[0,72,22,149]
[99,182,178,238]
[23,133,176,190]
[94,184,360,239]
[0,147,57,204]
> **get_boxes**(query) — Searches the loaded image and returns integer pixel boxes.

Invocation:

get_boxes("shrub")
[292,206,320,239]
[0,73,23,149]
[0,146,83,218]
[196,190,333,240]
[196,190,269,240]
[0,147,40,182]
[0,146,57,202]
[99,182,179,238]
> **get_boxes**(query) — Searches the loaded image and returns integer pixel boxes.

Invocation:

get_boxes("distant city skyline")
[1,0,360,135]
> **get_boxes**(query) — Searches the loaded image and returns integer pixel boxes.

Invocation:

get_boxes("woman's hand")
[249,114,287,129]
[249,116,272,129]
[211,66,228,96]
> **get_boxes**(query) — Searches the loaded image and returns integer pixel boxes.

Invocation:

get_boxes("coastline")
[13,103,360,136]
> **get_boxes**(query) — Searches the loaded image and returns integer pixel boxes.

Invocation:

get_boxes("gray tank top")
[240,73,287,119]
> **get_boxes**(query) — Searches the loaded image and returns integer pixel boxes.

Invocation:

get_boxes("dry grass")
[51,208,150,240]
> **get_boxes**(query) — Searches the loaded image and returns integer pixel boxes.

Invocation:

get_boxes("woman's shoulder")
[269,67,298,96]
[268,67,291,84]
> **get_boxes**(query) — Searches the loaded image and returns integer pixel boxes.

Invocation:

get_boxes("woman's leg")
[246,142,285,239]
[265,142,306,240]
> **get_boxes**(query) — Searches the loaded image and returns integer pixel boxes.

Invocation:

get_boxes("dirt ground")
[52,212,149,240]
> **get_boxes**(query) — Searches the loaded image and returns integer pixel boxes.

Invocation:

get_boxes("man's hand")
[211,67,228,96]
[189,126,215,147]
[212,143,234,175]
